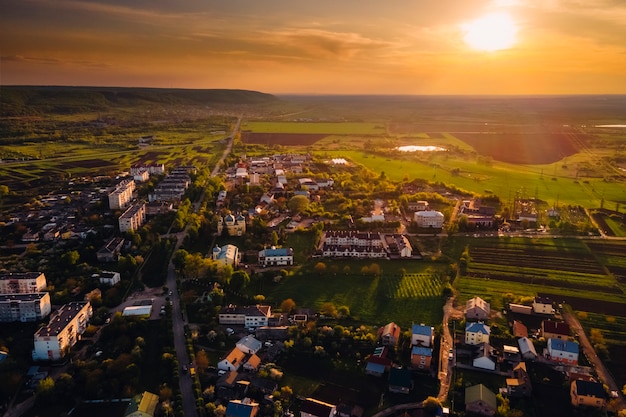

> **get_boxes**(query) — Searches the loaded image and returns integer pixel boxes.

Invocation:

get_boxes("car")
[182,365,188,373]
[226,327,234,335]
[169,290,173,296]
[218,370,226,376]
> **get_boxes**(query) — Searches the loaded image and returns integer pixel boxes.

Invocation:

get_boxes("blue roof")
[466,322,490,334]
[411,346,432,356]
[263,248,291,256]
[412,324,433,336]
[366,362,386,374]
[548,338,579,354]
[226,401,256,417]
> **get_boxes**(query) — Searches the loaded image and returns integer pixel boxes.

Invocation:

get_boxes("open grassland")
[241,121,386,135]
[257,258,447,327]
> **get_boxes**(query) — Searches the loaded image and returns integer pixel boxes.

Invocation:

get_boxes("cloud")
[1,55,112,69]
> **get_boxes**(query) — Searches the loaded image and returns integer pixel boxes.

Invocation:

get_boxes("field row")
[383,274,443,298]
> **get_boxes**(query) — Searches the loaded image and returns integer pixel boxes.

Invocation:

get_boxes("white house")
[236,335,262,354]
[518,337,538,360]
[218,347,247,372]
[219,305,272,328]
[212,244,240,268]
[547,338,579,365]
[466,296,490,320]
[414,211,444,228]
[300,398,337,417]
[258,247,294,267]
[533,296,554,315]
[98,271,121,286]
[465,322,491,346]
[32,301,92,361]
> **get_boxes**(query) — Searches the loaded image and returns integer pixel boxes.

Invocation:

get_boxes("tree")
[196,350,210,373]
[270,231,279,246]
[230,270,250,291]
[281,298,296,314]
[288,195,309,214]
[314,262,327,274]
[320,302,337,318]
[61,250,80,266]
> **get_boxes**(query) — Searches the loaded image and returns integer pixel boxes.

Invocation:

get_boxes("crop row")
[469,250,605,275]
[384,274,443,299]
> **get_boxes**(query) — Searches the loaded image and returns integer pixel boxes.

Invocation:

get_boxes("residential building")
[0,272,47,294]
[320,230,387,259]
[466,296,490,320]
[226,398,260,417]
[473,343,497,371]
[212,244,240,268]
[410,346,433,370]
[506,362,532,397]
[300,398,336,417]
[517,337,538,360]
[465,322,491,346]
[219,305,272,328]
[218,348,247,372]
[145,201,173,216]
[384,234,413,258]
[32,301,92,361]
[541,320,570,340]
[98,271,121,286]
[236,335,262,354]
[258,247,294,267]
[411,324,434,347]
[414,211,444,228]
[570,379,606,408]
[465,384,497,416]
[533,296,554,315]
[119,201,146,233]
[242,354,261,372]
[97,237,125,262]
[511,320,528,338]
[124,391,159,417]
[130,163,165,176]
[108,179,135,210]
[378,322,401,347]
[0,293,52,322]
[547,338,579,365]
[365,346,391,377]
[407,201,429,212]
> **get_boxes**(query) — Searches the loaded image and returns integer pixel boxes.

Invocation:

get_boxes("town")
[1,117,625,417]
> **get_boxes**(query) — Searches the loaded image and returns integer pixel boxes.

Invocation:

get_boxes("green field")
[242,121,386,135]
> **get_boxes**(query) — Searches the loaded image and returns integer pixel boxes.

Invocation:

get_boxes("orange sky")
[1,0,625,94]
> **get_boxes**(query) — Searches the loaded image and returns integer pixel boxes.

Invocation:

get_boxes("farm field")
[241,121,386,135]
[255,258,448,327]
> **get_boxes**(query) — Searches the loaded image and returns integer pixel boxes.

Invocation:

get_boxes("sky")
[1,0,626,95]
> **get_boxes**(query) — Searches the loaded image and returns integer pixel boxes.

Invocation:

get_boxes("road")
[562,311,626,412]
[437,296,457,403]
[170,118,239,416]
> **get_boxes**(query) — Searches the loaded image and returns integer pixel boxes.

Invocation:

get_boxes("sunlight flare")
[462,12,518,51]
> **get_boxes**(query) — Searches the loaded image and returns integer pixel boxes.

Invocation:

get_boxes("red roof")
[542,320,570,336]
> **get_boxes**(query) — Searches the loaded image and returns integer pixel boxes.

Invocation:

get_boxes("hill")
[0,86,280,116]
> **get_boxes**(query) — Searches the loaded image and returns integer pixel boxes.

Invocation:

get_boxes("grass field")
[241,121,386,135]
[255,258,448,327]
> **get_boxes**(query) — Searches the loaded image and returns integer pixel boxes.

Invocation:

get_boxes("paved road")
[437,297,455,403]
[562,311,626,412]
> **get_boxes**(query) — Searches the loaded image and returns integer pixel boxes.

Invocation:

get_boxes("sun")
[462,12,518,51]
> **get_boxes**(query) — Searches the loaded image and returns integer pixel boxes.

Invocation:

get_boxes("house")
[300,398,337,417]
[502,345,521,363]
[242,354,261,372]
[388,368,413,394]
[466,297,490,320]
[219,305,272,328]
[0,272,47,294]
[533,296,554,315]
[465,322,490,346]
[218,214,247,237]
[32,301,92,361]
[218,348,247,372]
[118,201,146,233]
[226,398,259,417]
[541,320,570,340]
[517,337,538,360]
[508,303,533,315]
[414,211,444,228]
[506,362,532,397]
[96,237,124,262]
[258,247,294,267]
[411,324,434,347]
[236,335,262,354]
[124,391,159,417]
[511,320,528,338]
[212,244,240,268]
[410,346,433,370]
[465,384,497,416]
[98,271,121,286]
[365,346,391,377]
[378,322,401,347]
[472,343,497,371]
[546,338,579,365]
[570,379,606,408]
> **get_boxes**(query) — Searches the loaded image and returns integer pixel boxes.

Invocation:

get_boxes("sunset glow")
[1,0,625,94]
